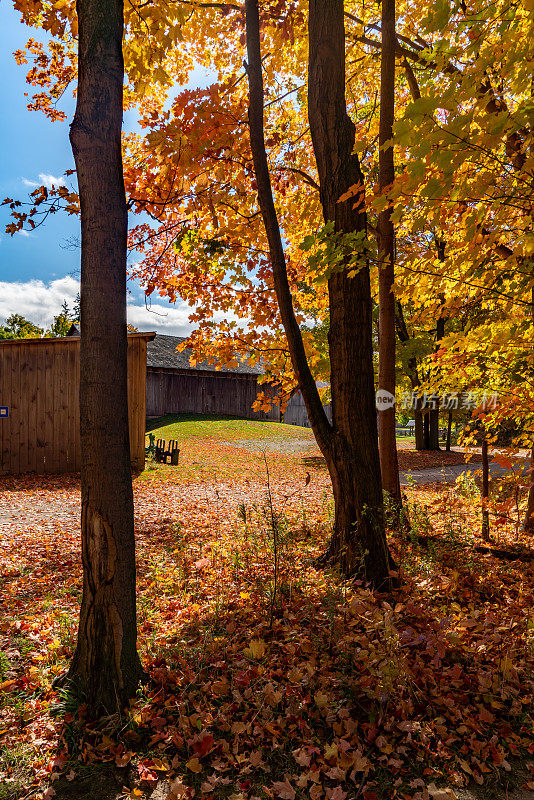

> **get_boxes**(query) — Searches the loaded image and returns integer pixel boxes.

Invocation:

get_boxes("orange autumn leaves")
[1,423,534,798]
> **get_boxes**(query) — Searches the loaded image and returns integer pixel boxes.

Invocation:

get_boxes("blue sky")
[0,3,78,283]
[0,3,220,335]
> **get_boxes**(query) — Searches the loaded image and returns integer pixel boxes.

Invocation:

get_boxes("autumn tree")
[66,0,144,712]
[245,0,393,583]
[0,314,43,339]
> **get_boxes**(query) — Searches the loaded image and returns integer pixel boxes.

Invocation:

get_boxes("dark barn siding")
[283,390,332,428]
[146,368,280,421]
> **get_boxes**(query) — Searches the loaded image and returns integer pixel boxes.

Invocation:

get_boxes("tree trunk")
[423,409,430,449]
[414,405,425,450]
[446,409,453,451]
[524,445,534,531]
[377,0,401,507]
[428,406,440,450]
[308,0,393,583]
[481,436,490,541]
[67,0,143,714]
[245,0,393,586]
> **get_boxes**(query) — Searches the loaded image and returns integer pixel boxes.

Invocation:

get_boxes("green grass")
[148,414,417,444]
[146,414,314,442]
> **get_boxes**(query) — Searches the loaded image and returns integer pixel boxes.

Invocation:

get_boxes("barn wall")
[0,334,150,475]
[146,368,280,421]
[283,390,332,428]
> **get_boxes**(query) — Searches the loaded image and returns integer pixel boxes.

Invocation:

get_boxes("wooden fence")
[0,333,154,475]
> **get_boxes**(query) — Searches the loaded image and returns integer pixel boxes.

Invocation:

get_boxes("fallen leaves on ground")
[0,421,533,800]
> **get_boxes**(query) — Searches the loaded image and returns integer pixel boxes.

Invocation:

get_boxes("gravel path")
[232,437,317,454]
[399,460,526,485]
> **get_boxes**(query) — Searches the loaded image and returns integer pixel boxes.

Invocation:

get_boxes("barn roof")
[146,334,262,376]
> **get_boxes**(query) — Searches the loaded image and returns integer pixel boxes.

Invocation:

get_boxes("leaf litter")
[0,428,533,800]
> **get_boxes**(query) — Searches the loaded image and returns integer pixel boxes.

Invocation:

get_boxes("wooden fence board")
[0,333,154,475]
[9,345,20,475]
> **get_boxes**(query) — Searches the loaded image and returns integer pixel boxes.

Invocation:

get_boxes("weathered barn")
[283,387,332,428]
[0,332,154,475]
[146,334,280,421]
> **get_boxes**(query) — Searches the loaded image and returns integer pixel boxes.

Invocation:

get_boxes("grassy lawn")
[146,413,316,442]
[143,416,460,479]
[149,414,415,445]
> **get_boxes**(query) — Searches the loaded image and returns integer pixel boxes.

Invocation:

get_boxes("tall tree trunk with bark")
[414,406,425,450]
[377,0,401,506]
[67,0,143,714]
[524,443,534,531]
[446,409,453,451]
[524,283,534,531]
[481,435,490,541]
[245,0,393,585]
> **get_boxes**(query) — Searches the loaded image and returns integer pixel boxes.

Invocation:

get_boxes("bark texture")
[377,0,401,505]
[308,0,392,582]
[524,444,534,531]
[481,436,490,541]
[446,409,453,451]
[67,0,143,714]
[245,0,393,585]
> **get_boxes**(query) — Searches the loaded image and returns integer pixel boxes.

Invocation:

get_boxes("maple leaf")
[272,779,296,800]
[193,732,215,757]
[212,678,230,696]
[168,778,189,798]
[427,784,458,799]
[326,788,347,800]
[125,790,144,800]
[244,638,266,659]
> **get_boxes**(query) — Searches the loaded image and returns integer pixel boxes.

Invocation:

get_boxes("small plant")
[455,470,480,500]
[50,681,85,717]
[0,652,9,682]
[406,499,432,540]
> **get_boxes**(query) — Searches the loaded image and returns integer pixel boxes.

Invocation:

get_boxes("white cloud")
[16,229,32,238]
[0,277,199,336]
[39,173,66,189]
[126,302,196,337]
[21,173,66,190]
[0,277,80,329]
